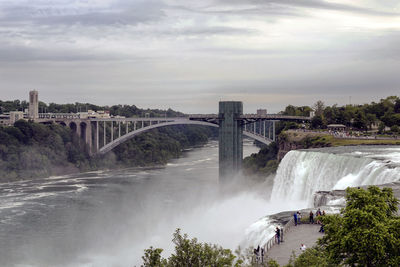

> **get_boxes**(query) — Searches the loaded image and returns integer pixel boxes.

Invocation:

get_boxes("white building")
[10,111,25,124]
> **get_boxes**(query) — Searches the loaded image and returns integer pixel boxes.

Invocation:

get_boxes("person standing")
[316,208,322,216]
[297,211,302,224]
[309,211,314,224]
[275,227,281,244]
[293,212,298,226]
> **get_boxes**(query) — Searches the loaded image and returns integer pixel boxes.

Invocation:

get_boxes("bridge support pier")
[218,101,243,182]
[92,121,99,154]
[85,122,92,155]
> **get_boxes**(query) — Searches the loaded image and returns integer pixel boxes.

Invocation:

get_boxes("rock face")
[277,141,303,161]
[277,131,331,161]
[313,181,400,212]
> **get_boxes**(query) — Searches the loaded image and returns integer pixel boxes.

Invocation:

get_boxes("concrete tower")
[29,90,39,120]
[218,101,243,182]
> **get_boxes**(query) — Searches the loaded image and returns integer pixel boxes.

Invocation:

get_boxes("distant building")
[96,110,110,118]
[29,90,39,120]
[257,109,267,116]
[10,111,25,124]
[0,114,10,126]
[327,124,346,131]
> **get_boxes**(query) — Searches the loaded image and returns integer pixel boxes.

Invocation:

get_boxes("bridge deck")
[266,224,322,266]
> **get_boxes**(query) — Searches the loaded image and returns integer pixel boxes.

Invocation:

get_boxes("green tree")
[391,125,400,134]
[352,110,368,130]
[319,186,400,267]
[141,229,237,266]
[311,115,325,129]
[285,247,333,267]
[142,247,167,267]
[378,121,386,134]
[313,100,325,117]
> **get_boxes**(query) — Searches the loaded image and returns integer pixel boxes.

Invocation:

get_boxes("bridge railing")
[242,114,311,120]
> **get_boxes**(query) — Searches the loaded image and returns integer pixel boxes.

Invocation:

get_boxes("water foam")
[271,149,400,204]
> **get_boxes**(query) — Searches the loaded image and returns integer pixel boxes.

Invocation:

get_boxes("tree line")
[280,96,400,133]
[0,100,184,118]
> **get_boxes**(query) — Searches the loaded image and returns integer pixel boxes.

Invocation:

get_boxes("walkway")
[266,224,323,266]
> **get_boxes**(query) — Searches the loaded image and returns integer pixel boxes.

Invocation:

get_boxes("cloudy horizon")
[0,0,399,113]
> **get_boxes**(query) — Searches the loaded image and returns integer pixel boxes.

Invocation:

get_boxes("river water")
[1,142,400,266]
[0,140,281,267]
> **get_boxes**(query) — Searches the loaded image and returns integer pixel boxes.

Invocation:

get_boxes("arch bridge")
[38,101,311,180]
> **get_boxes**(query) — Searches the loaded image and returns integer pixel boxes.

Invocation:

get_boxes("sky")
[0,0,399,113]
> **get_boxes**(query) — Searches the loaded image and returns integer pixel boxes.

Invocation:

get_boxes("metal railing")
[252,217,296,264]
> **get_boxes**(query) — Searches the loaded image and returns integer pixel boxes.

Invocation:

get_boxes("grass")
[285,131,400,147]
[328,136,400,146]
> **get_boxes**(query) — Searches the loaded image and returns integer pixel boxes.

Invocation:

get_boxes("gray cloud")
[168,4,302,18]
[0,45,150,62]
[210,0,400,17]
[0,1,167,26]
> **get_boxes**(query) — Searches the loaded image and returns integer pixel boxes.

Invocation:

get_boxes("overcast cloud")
[0,0,399,113]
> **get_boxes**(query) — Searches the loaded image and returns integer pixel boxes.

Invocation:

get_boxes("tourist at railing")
[309,210,314,224]
[275,226,281,244]
[297,211,302,224]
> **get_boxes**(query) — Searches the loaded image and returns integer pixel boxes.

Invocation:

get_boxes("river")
[0,140,275,266]
[1,142,400,266]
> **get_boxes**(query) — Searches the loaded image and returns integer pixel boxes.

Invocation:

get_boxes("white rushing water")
[271,147,400,205]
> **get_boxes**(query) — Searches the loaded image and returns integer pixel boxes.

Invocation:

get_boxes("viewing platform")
[265,223,322,265]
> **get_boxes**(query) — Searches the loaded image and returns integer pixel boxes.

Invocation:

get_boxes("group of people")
[256,209,327,261]
[311,208,326,233]
[293,211,302,225]
[294,209,326,234]
[295,208,325,224]
[253,245,265,263]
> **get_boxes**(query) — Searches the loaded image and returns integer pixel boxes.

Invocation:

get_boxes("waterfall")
[271,149,400,204]
[243,147,400,251]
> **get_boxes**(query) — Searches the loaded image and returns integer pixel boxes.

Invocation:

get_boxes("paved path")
[266,224,323,266]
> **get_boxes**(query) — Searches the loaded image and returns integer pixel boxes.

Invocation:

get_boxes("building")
[29,90,39,120]
[78,110,111,119]
[327,124,346,131]
[10,111,25,124]
[257,109,267,116]
[0,114,10,126]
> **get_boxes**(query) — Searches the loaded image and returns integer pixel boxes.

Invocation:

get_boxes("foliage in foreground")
[319,186,400,267]
[141,229,237,267]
